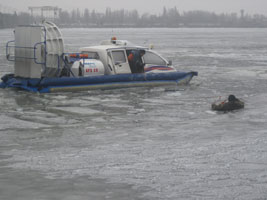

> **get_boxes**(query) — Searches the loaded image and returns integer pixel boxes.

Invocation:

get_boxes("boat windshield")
[143,51,167,65]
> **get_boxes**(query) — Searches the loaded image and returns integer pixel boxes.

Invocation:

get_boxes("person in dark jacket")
[212,95,244,111]
[127,49,146,73]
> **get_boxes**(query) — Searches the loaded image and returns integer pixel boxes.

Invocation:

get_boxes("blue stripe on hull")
[0,71,197,93]
[43,80,178,93]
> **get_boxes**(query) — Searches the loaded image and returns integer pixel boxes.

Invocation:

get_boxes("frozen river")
[1,28,267,199]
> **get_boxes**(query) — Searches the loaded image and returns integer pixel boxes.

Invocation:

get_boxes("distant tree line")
[1,7,267,29]
[0,12,31,28]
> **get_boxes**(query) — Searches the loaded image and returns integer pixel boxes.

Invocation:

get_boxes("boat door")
[108,49,131,74]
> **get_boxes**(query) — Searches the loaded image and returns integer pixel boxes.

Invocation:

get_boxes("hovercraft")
[0,21,197,93]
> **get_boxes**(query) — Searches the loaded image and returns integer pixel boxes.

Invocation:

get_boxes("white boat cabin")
[76,38,176,76]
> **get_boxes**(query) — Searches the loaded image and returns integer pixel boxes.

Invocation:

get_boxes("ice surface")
[1,28,267,200]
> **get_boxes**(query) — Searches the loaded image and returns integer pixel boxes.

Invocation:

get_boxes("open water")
[0,28,267,200]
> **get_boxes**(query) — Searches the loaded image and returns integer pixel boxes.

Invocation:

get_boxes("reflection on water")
[1,28,267,199]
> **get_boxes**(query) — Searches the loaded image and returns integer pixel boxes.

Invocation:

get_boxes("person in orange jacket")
[127,49,146,73]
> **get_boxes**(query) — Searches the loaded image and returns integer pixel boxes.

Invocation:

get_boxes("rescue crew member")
[127,49,146,73]
[212,94,244,111]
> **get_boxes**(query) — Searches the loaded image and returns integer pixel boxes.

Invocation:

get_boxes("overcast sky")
[0,0,267,15]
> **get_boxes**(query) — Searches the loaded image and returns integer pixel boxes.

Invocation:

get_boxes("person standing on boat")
[128,49,146,73]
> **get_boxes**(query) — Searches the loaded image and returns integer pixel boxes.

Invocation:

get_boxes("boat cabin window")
[81,51,100,59]
[111,50,126,64]
[143,51,167,66]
